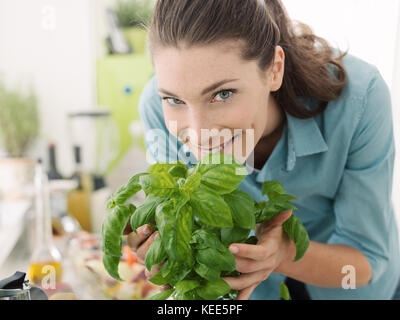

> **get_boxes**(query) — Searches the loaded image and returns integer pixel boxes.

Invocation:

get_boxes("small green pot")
[123,27,148,55]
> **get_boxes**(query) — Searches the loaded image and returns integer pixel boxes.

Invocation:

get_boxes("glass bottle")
[28,160,63,287]
[67,146,92,232]
[47,143,63,180]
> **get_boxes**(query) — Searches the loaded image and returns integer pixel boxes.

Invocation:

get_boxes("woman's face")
[153,40,285,164]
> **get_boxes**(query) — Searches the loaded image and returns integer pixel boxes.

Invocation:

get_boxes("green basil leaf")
[147,161,185,174]
[257,201,296,224]
[254,201,266,222]
[172,190,190,212]
[190,185,233,228]
[139,172,178,197]
[195,223,220,237]
[267,191,297,202]
[107,173,148,209]
[161,258,174,278]
[102,254,122,281]
[168,164,187,178]
[222,189,255,229]
[261,181,286,197]
[196,247,236,272]
[145,235,167,272]
[101,205,132,280]
[282,215,310,261]
[174,289,201,300]
[280,282,291,300]
[156,201,193,265]
[160,260,192,286]
[183,172,201,193]
[175,280,201,295]
[256,201,267,210]
[194,263,221,282]
[221,225,251,247]
[194,153,247,194]
[190,229,226,252]
[130,194,164,231]
[148,289,175,300]
[196,279,231,300]
[149,270,169,286]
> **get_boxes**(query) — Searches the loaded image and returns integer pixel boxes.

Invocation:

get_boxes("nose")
[185,108,214,147]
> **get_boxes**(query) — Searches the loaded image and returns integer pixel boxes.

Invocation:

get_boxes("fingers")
[223,269,271,291]
[127,224,153,252]
[136,231,159,264]
[236,284,258,300]
[234,256,274,273]
[229,242,276,261]
[263,210,293,229]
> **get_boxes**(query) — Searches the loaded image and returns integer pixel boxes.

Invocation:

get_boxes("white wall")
[0,0,97,176]
[283,0,400,228]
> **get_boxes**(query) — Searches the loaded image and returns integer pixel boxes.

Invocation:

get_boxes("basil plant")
[101,153,309,300]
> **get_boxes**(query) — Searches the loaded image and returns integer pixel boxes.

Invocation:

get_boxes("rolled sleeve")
[328,69,396,285]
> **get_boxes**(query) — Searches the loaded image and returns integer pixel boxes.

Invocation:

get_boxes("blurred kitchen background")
[0,0,399,300]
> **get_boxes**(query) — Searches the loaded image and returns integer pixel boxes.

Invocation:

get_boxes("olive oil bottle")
[67,146,93,232]
[29,160,63,286]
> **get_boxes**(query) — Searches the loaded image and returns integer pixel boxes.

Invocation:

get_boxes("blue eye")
[162,89,237,106]
[213,89,236,102]
[164,97,184,106]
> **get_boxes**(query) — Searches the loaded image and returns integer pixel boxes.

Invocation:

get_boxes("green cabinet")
[97,54,154,174]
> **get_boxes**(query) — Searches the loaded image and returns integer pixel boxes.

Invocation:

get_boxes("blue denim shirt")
[138,53,400,299]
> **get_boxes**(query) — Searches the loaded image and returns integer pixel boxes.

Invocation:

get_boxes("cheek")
[162,105,186,134]
[224,97,259,129]
[233,94,267,131]
[239,95,269,149]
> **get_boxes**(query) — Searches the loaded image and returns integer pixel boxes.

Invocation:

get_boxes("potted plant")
[0,82,40,200]
[114,0,154,55]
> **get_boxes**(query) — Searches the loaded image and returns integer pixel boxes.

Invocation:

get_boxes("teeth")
[197,135,239,155]
[210,145,222,154]
[209,138,233,153]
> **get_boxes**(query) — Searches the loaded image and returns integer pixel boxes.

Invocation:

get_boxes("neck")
[253,95,286,170]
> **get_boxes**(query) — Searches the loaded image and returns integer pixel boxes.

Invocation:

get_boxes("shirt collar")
[252,99,328,182]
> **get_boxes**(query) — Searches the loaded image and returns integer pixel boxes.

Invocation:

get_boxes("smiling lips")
[191,134,240,153]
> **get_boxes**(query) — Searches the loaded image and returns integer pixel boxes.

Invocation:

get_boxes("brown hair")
[146,0,348,119]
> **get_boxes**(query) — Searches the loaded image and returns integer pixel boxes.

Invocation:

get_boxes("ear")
[270,45,285,92]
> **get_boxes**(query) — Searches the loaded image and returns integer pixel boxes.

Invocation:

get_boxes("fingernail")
[143,226,151,235]
[229,246,239,254]
[154,232,159,239]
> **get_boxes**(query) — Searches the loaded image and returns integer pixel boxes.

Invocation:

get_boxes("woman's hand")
[127,225,171,290]
[222,210,295,300]
[127,224,160,276]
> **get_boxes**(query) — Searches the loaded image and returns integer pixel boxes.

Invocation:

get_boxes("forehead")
[153,40,261,96]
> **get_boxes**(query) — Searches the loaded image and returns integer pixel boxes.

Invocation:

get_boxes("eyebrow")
[158,78,240,98]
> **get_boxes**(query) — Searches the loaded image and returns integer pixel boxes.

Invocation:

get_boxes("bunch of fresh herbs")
[102,153,309,300]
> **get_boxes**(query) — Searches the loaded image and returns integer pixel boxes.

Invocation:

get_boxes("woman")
[127,0,400,300]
